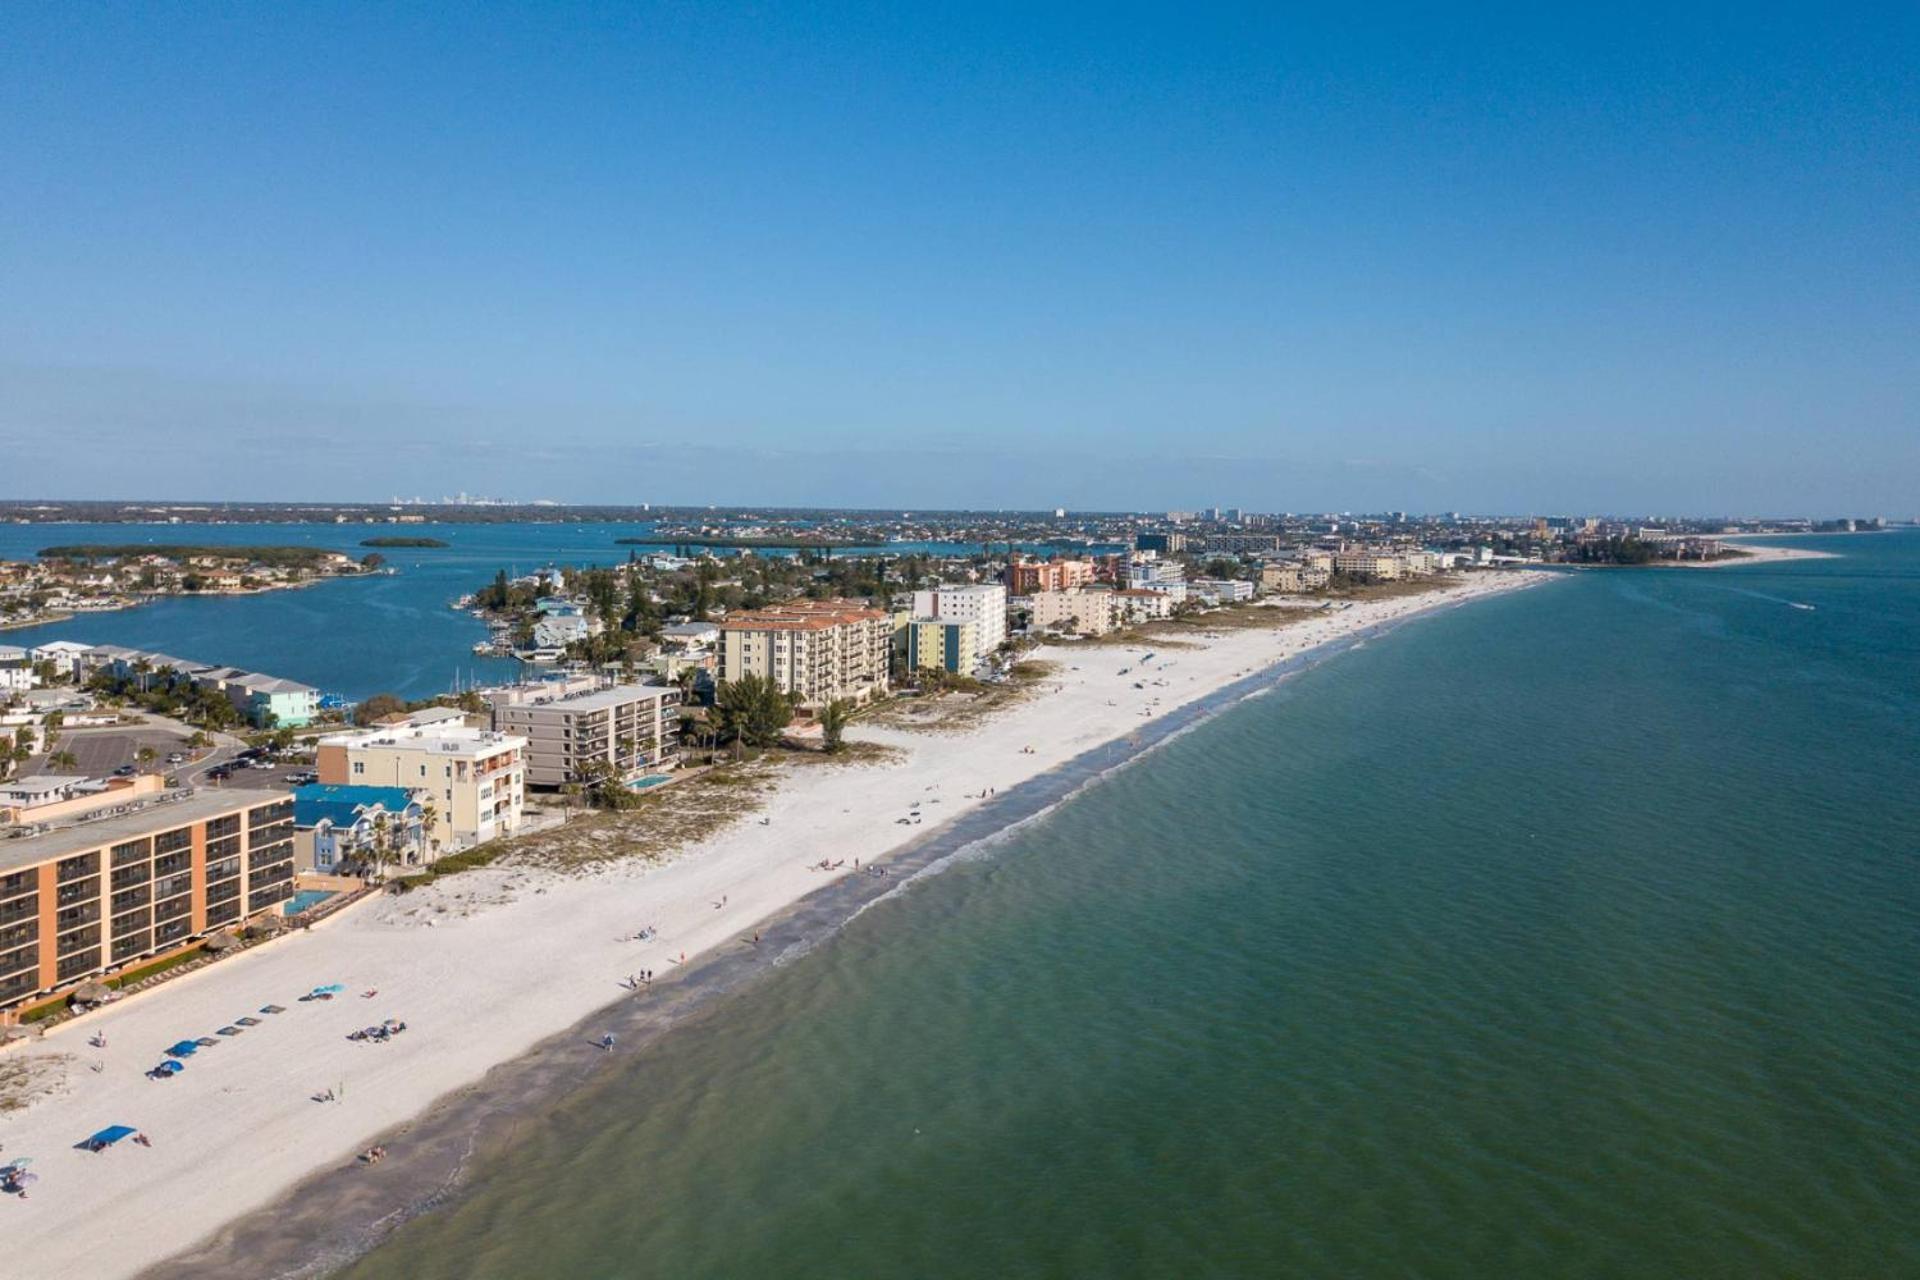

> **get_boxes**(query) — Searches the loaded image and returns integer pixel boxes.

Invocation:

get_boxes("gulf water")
[327,532,1919,1279]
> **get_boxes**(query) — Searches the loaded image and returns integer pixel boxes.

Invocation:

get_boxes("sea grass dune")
[0,576,1542,1279]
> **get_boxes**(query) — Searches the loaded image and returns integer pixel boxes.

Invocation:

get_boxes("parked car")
[166,752,186,765]
[287,771,318,786]
[112,764,136,776]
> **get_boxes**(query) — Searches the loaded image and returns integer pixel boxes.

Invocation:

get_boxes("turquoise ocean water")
[328,532,1918,1279]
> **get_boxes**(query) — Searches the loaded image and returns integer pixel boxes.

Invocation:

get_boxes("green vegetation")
[360,536,450,548]
[352,692,409,726]
[714,674,794,747]
[107,947,209,988]
[1566,537,1664,565]
[38,544,349,567]
[820,698,853,753]
[390,838,513,890]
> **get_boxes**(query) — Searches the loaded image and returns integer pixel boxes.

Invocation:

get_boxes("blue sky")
[1,2,1914,515]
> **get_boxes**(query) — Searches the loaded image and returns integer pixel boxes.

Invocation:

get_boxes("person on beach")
[600,1033,616,1051]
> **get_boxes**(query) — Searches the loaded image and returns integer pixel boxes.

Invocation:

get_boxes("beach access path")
[0,572,1543,1280]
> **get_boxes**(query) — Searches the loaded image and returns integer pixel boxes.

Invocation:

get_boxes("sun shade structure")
[71,981,113,1005]
[85,1125,137,1151]
[202,932,239,952]
[165,1041,198,1058]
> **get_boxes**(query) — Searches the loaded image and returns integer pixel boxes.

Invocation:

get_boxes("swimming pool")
[284,889,336,915]
[626,775,672,791]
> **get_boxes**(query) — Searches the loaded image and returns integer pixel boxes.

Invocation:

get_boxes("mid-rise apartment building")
[1191,577,1255,604]
[1127,556,1188,601]
[0,788,295,1014]
[1006,556,1096,595]
[1027,588,1120,637]
[903,617,980,674]
[910,583,1008,655]
[1259,563,1331,594]
[492,683,682,788]
[1333,551,1403,581]
[719,600,892,709]
[316,724,525,852]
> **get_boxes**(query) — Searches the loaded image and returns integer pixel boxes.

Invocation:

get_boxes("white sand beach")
[1683,539,1838,568]
[0,572,1544,1279]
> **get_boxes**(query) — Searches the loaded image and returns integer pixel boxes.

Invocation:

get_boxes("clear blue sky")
[1,2,1914,515]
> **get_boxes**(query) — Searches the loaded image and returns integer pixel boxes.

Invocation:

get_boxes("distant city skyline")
[2,5,1914,514]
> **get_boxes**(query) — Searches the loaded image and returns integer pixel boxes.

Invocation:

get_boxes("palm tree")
[369,812,392,881]
[135,745,157,773]
[820,699,853,754]
[49,750,78,770]
[418,799,439,859]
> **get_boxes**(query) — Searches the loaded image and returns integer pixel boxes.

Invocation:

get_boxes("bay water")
[0,522,1069,701]
[331,533,1919,1279]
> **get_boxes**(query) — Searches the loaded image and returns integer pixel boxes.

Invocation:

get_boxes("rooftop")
[321,724,526,755]
[291,784,419,829]
[498,683,678,714]
[0,775,92,799]
[0,788,288,875]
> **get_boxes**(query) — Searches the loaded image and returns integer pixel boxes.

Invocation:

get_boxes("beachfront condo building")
[0,787,295,1015]
[316,724,526,853]
[719,599,893,710]
[910,583,1008,655]
[903,617,980,675]
[492,683,682,789]
[1027,588,1120,637]
[1115,588,1177,622]
[1191,577,1255,604]
[1006,555,1096,596]
[1333,551,1404,581]
[1259,563,1330,594]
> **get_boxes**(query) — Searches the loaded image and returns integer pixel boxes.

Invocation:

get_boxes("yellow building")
[903,617,979,674]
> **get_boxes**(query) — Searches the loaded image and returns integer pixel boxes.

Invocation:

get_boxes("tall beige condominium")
[316,724,526,852]
[719,599,893,709]
[492,683,682,788]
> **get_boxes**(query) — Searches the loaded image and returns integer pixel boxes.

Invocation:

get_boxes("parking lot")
[199,756,317,789]
[46,726,202,778]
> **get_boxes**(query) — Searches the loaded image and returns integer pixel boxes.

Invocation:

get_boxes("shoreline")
[1677,540,1838,569]
[0,573,1548,1280]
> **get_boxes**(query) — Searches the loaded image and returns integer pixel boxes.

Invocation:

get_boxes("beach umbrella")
[71,981,113,1005]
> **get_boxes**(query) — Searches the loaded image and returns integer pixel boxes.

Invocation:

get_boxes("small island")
[1,543,382,629]
[360,536,451,548]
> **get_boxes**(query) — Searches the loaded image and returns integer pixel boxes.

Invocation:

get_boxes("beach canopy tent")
[71,981,113,1005]
[153,1061,184,1076]
[165,1041,199,1058]
[309,984,345,997]
[84,1126,137,1151]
